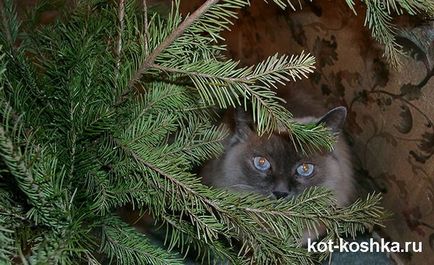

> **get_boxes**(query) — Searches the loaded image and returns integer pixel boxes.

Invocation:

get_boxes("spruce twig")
[0,0,13,48]
[126,0,221,89]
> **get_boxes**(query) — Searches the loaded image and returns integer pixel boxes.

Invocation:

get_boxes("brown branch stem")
[143,0,149,54]
[115,0,126,73]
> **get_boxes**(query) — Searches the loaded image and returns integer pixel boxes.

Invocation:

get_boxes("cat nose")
[272,191,290,199]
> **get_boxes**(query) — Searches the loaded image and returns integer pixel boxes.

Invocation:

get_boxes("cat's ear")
[316,106,347,134]
[232,107,254,143]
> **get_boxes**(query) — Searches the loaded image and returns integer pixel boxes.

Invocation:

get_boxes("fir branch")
[100,215,184,265]
[360,0,434,67]
[0,225,15,263]
[363,0,404,68]
[271,0,303,11]
[113,136,222,213]
[185,0,248,41]
[151,53,334,152]
[345,0,357,14]
[121,113,177,148]
[0,0,16,49]
[108,125,380,264]
[0,78,69,228]
[127,0,222,89]
[382,0,434,16]
[0,189,21,262]
[0,122,66,227]
[124,142,380,262]
[172,120,229,165]
[0,1,43,122]
[243,188,385,240]
[112,136,331,264]
[151,52,317,136]
[119,82,196,129]
[28,230,78,265]
[161,215,244,265]
[152,52,316,96]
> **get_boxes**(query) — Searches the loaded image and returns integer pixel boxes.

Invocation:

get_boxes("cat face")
[201,107,351,203]
[221,131,327,198]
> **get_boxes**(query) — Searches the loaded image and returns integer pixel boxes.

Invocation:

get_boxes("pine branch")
[127,0,221,89]
[363,0,404,68]
[271,0,303,10]
[161,215,245,265]
[0,122,67,227]
[100,215,184,265]
[0,189,21,262]
[28,230,78,265]
[151,53,316,133]
[172,119,229,165]
[111,132,383,264]
[151,53,334,152]
[361,0,434,67]
[0,0,16,49]
[345,0,357,14]
[383,0,434,15]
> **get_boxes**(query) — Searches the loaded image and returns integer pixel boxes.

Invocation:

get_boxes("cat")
[200,92,354,208]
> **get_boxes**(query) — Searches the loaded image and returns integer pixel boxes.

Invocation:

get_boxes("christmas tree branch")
[271,0,302,10]
[0,206,27,221]
[113,135,225,214]
[112,134,336,263]
[0,0,13,48]
[161,215,243,265]
[364,0,403,68]
[127,0,221,89]
[0,122,64,227]
[111,133,303,262]
[153,63,251,83]
[101,215,184,265]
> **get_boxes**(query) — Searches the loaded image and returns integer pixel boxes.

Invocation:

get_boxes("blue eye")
[253,156,271,171]
[296,163,315,177]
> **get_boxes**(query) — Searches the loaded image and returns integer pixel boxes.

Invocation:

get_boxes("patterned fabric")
[183,1,434,264]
